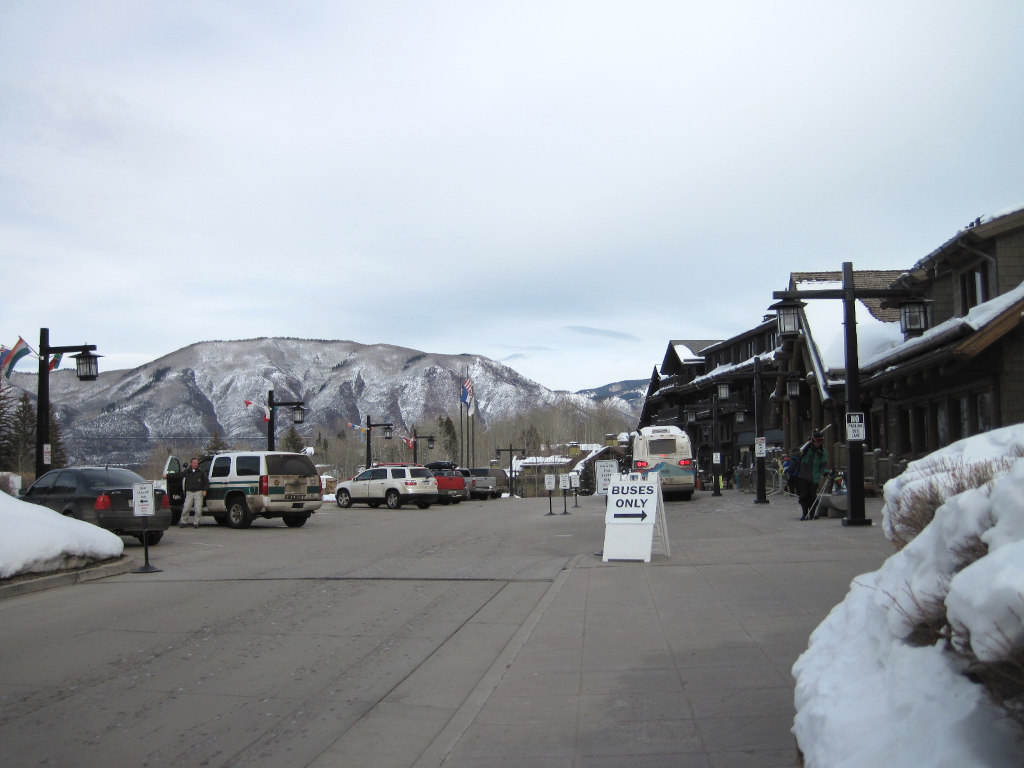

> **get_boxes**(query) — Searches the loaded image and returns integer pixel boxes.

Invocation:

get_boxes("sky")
[2,1,1023,392]
[5,426,1023,765]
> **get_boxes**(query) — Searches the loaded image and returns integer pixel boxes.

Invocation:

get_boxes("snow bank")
[793,424,1024,767]
[0,491,124,580]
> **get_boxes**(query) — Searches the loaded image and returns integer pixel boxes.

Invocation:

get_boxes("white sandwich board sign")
[602,472,669,562]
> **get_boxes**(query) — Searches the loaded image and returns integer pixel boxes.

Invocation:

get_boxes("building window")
[959,261,990,312]
[976,391,993,432]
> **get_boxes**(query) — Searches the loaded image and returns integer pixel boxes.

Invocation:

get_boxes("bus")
[631,425,696,500]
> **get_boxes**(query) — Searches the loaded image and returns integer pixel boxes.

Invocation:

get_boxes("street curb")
[0,556,137,600]
[412,552,584,768]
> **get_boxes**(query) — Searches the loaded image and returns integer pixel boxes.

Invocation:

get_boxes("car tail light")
[634,460,649,469]
[259,475,269,495]
[160,493,170,508]
[94,494,112,510]
[405,481,417,487]
[679,459,692,467]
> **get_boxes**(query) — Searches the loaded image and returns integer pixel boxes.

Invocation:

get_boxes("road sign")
[846,412,866,442]
[133,482,155,517]
[544,474,556,491]
[755,436,767,458]
[595,461,618,495]
[558,473,570,490]
[602,474,669,562]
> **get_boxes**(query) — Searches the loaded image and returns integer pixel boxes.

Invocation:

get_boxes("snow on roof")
[861,279,1024,371]
[795,279,905,379]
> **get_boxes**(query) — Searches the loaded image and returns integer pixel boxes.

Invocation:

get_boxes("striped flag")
[461,377,477,417]
[2,338,31,379]
[49,352,63,371]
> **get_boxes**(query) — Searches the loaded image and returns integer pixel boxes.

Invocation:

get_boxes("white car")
[335,464,438,509]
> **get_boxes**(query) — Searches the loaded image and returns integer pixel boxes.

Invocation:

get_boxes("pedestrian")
[796,431,828,520]
[179,457,208,528]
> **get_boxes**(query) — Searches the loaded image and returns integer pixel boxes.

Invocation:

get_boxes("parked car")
[427,468,466,504]
[163,451,323,528]
[19,466,171,545]
[455,468,489,500]
[425,461,471,502]
[336,464,438,509]
[468,467,508,498]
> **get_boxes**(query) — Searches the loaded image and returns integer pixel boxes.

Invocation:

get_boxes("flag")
[245,399,270,421]
[49,352,63,371]
[461,377,477,416]
[402,437,414,450]
[2,338,31,379]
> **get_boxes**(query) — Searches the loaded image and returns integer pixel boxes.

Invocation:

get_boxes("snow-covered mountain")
[16,338,639,466]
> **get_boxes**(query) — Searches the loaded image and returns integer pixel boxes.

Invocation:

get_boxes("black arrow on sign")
[613,511,648,521]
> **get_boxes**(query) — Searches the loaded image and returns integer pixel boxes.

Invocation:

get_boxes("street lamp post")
[267,390,306,452]
[772,261,928,527]
[711,383,729,497]
[753,355,769,504]
[495,445,526,498]
[365,415,394,469]
[412,429,436,463]
[36,328,100,478]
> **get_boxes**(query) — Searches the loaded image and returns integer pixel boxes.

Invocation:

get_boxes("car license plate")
[285,494,305,500]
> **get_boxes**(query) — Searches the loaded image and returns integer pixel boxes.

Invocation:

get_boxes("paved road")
[0,489,893,767]
[0,495,596,768]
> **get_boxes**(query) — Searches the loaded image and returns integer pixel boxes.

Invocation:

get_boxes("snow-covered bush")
[793,424,1024,767]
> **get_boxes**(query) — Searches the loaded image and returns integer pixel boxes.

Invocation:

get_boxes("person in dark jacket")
[179,457,208,528]
[797,431,828,520]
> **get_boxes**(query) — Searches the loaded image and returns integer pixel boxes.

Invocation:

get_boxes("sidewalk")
[421,489,894,768]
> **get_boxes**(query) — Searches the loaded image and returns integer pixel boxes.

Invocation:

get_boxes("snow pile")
[0,491,124,580]
[793,424,1024,767]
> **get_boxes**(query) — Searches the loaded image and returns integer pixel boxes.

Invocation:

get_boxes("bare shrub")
[888,457,1013,550]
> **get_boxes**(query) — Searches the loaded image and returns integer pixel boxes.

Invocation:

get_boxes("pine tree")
[0,383,15,470]
[437,415,458,462]
[280,425,305,453]
[10,393,37,475]
[204,431,230,454]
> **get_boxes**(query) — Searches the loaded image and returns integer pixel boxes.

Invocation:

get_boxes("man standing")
[796,431,827,520]
[179,457,208,528]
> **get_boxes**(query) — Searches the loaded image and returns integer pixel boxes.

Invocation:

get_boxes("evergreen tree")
[437,415,458,462]
[280,425,305,453]
[0,383,15,470]
[204,430,230,454]
[10,393,36,474]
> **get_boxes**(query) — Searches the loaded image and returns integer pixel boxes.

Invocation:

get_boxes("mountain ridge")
[12,337,643,466]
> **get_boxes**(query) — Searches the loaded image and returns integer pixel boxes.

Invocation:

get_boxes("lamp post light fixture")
[495,445,527,498]
[267,390,307,452]
[412,429,436,464]
[36,328,100,478]
[772,262,928,527]
[711,388,724,497]
[786,375,802,398]
[365,415,394,469]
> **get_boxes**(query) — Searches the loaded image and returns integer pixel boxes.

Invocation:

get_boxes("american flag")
[461,377,477,416]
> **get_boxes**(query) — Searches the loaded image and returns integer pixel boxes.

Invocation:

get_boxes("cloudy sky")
[2,1,1022,392]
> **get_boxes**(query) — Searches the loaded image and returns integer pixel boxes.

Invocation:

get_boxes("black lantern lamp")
[71,350,101,381]
[717,382,730,400]
[786,374,802,398]
[769,297,806,338]
[290,404,306,424]
[899,298,931,337]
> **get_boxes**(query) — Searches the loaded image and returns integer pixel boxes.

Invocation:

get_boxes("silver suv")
[335,464,438,509]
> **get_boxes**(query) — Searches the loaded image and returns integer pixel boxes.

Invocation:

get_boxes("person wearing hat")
[796,430,828,520]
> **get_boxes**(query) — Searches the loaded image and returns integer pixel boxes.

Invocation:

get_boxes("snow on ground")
[793,424,1024,767]
[0,491,123,580]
